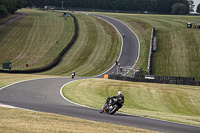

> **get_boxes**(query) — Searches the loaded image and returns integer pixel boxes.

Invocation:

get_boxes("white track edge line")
[60,78,98,110]
[88,13,140,77]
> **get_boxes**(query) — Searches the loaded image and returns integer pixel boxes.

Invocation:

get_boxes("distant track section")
[90,14,140,78]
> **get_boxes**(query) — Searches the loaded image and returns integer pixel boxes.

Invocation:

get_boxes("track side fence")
[108,74,200,86]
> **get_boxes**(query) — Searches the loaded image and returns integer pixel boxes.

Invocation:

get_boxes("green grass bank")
[63,78,200,126]
[0,9,121,76]
[86,12,200,80]
[1,9,200,132]
[0,9,74,70]
[1,10,199,79]
[40,12,121,76]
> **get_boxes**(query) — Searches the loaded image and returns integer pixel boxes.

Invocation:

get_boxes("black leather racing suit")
[112,94,124,108]
[100,94,124,112]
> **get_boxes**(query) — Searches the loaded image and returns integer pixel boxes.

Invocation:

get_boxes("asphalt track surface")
[0,14,200,133]
[90,14,140,77]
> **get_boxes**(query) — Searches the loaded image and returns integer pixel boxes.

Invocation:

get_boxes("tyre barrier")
[108,74,200,86]
[0,13,78,74]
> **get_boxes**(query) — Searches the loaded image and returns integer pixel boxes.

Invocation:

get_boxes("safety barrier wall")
[108,74,200,86]
[147,28,155,75]
[0,13,78,74]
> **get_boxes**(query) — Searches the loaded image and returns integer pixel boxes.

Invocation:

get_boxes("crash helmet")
[118,91,122,95]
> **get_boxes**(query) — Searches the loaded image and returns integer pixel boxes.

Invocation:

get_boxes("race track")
[0,14,200,133]
[91,14,139,77]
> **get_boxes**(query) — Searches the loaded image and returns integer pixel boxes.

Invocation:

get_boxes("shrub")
[0,5,8,17]
[171,3,187,15]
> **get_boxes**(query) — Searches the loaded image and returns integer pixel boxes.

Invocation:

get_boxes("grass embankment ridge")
[63,78,200,126]
[41,13,121,76]
[0,9,75,70]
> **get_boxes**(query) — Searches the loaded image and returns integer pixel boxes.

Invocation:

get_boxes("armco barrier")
[108,74,200,86]
[147,28,156,75]
[0,13,78,74]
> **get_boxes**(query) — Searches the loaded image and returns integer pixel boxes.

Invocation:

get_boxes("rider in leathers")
[71,71,75,79]
[100,91,124,113]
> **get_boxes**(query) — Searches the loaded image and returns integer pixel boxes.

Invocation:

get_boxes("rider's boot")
[99,107,104,113]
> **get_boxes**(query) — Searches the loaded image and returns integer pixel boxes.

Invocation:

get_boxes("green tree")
[17,0,27,9]
[171,3,187,15]
[0,5,8,17]
[23,0,193,14]
[147,0,158,12]
[157,0,171,14]
[188,0,195,12]
[197,3,200,13]
[8,0,17,14]
[0,0,26,15]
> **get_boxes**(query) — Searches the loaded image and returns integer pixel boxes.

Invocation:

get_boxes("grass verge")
[0,107,158,133]
[63,78,200,126]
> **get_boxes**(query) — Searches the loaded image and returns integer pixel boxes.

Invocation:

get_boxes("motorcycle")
[71,73,75,79]
[122,33,125,38]
[71,71,75,79]
[103,96,123,114]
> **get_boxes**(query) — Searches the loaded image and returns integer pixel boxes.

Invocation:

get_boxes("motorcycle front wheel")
[109,105,119,114]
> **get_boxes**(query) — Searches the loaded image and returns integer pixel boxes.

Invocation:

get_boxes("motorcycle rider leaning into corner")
[71,71,75,79]
[99,91,124,113]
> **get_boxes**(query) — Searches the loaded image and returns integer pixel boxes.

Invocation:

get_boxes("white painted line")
[60,78,98,110]
[0,77,67,91]
[92,15,124,78]
[102,15,140,75]
[0,104,17,108]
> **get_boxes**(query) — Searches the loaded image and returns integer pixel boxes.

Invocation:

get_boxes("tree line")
[0,0,26,17]
[0,0,198,16]
[25,0,195,14]
[197,3,200,13]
